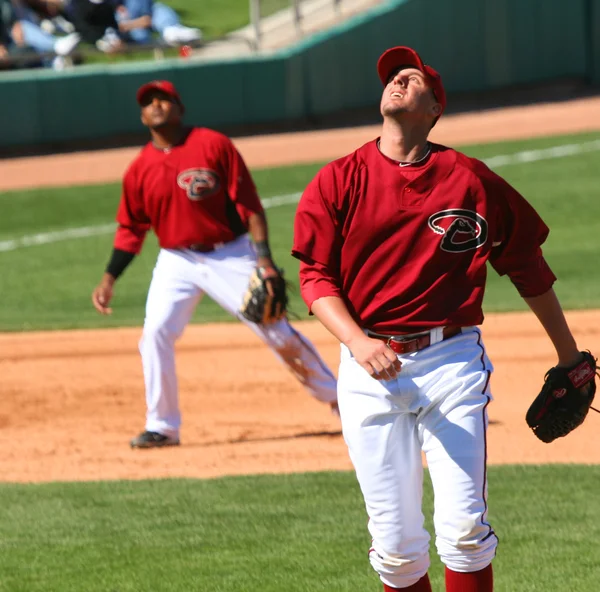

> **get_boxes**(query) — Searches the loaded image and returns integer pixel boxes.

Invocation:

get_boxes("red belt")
[185,232,246,253]
[369,326,462,354]
[188,243,219,253]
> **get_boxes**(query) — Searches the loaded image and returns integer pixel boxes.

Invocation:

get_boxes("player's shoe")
[130,430,180,449]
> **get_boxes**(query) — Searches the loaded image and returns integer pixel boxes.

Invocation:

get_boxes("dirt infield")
[1,313,599,483]
[1,97,600,483]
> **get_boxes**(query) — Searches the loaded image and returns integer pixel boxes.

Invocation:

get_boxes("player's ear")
[431,103,442,117]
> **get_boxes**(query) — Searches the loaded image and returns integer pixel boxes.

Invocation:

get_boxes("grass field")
[2,130,600,591]
[157,0,292,39]
[1,131,600,332]
[1,466,600,591]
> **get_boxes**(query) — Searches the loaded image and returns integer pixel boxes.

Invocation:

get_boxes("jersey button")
[405,187,412,193]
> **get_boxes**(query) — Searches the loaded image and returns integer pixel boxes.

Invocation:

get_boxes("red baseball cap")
[377,46,446,116]
[136,80,184,109]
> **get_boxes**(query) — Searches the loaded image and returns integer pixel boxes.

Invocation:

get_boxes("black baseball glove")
[526,350,599,443]
[239,265,288,325]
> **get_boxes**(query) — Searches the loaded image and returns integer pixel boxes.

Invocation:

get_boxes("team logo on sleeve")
[177,168,221,201]
[428,209,488,253]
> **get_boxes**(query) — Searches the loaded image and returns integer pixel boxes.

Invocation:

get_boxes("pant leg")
[417,329,498,574]
[197,236,337,404]
[250,319,337,403]
[127,26,152,44]
[123,0,153,19]
[337,344,431,589]
[117,0,152,43]
[20,20,57,52]
[141,249,202,438]
[151,1,180,34]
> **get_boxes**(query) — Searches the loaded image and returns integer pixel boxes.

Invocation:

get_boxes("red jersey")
[292,140,556,334]
[113,127,264,254]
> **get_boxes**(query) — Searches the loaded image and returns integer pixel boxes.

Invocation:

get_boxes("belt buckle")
[385,331,429,354]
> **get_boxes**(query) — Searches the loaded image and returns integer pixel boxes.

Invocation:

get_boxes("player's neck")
[150,125,187,151]
[379,120,430,164]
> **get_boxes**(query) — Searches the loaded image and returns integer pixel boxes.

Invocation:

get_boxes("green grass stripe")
[0,130,599,331]
[0,465,598,591]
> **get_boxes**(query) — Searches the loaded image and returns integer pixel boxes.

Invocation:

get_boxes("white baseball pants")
[337,327,498,589]
[140,235,337,438]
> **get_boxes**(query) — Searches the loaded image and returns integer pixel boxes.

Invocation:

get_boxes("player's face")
[380,66,441,123]
[139,90,182,129]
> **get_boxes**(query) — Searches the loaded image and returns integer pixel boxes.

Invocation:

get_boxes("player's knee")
[436,521,498,573]
[273,338,311,383]
[368,545,430,589]
[141,321,180,345]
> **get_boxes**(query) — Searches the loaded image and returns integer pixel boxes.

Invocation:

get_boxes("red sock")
[445,564,493,591]
[383,573,432,591]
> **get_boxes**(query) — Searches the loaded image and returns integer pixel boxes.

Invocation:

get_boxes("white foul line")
[1,138,599,254]
[483,139,600,168]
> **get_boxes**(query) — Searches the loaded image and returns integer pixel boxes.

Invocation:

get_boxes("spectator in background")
[0,0,21,66]
[16,0,76,36]
[0,0,60,69]
[12,0,82,65]
[115,0,201,46]
[64,0,125,53]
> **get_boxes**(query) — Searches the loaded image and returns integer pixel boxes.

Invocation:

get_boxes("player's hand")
[257,256,277,296]
[347,334,402,381]
[92,275,115,315]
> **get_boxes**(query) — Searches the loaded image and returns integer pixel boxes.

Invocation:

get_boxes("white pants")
[337,327,498,589]
[140,235,337,437]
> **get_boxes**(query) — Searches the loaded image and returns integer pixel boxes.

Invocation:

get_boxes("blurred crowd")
[0,0,202,70]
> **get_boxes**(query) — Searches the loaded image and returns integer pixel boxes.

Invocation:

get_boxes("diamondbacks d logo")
[177,168,220,201]
[428,209,488,252]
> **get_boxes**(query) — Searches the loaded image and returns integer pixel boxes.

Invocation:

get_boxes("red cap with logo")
[376,46,446,116]
[136,80,184,109]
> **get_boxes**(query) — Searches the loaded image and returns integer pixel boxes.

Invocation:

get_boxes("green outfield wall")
[0,0,597,151]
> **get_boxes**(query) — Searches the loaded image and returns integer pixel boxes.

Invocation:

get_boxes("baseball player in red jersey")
[292,47,589,591]
[91,80,338,448]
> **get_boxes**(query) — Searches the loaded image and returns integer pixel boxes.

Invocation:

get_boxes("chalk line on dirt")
[2,139,599,254]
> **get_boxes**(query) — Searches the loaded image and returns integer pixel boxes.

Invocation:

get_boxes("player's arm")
[311,297,402,381]
[485,166,581,366]
[522,289,581,367]
[293,171,401,381]
[246,211,275,269]
[92,170,150,315]
[91,249,137,315]
[220,136,279,273]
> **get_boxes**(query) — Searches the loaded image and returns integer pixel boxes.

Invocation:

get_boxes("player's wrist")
[254,240,272,259]
[556,349,582,368]
[257,256,275,269]
[102,272,117,286]
[106,248,135,279]
[342,330,370,348]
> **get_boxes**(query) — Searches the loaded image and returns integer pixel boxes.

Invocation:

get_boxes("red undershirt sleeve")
[222,137,264,224]
[114,166,151,254]
[481,165,557,297]
[292,165,342,267]
[292,165,344,311]
[299,260,342,313]
[503,252,556,297]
